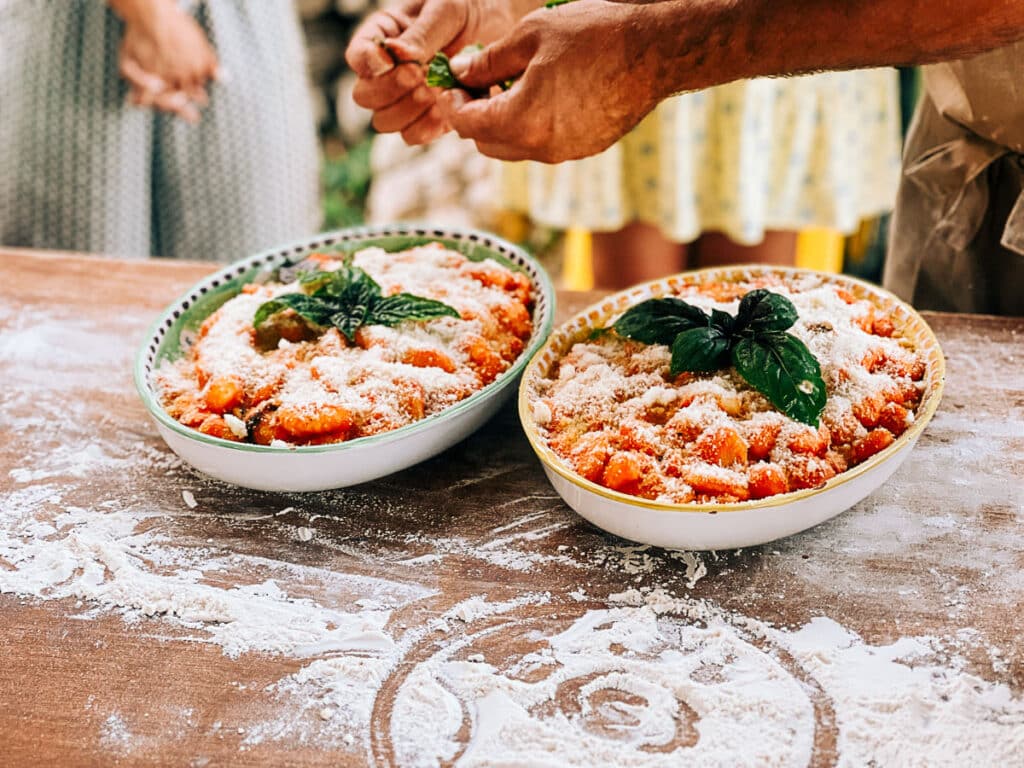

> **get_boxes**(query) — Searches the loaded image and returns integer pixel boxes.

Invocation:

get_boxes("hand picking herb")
[612,289,827,426]
[254,260,460,346]
[426,44,519,97]
[425,45,495,99]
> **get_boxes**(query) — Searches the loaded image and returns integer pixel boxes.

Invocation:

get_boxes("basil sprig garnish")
[254,261,460,343]
[613,289,827,426]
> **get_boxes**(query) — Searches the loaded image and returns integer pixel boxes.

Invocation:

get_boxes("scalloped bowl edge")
[135,224,556,492]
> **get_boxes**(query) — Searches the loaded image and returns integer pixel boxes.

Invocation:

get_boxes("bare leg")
[591,221,689,290]
[694,231,798,268]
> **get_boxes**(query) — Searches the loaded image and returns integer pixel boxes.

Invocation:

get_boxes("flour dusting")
[1,302,1022,765]
[99,712,134,752]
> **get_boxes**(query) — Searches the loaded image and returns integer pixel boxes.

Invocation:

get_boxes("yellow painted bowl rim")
[518,265,946,514]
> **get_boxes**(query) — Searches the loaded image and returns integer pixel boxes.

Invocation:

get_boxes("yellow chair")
[560,227,844,291]
[794,228,844,273]
[563,228,595,290]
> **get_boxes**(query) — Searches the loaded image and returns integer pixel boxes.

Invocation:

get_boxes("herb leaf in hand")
[254,260,460,344]
[612,288,826,426]
[426,51,460,90]
[426,45,492,99]
[426,44,517,97]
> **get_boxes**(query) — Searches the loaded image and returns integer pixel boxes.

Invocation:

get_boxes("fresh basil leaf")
[426,46,488,96]
[426,52,458,89]
[330,310,364,342]
[732,332,826,426]
[296,269,334,293]
[371,293,461,326]
[253,299,288,329]
[328,281,378,341]
[255,262,460,343]
[253,294,335,329]
[735,289,799,334]
[710,308,735,335]
[307,263,382,300]
[613,298,710,346]
[670,326,731,375]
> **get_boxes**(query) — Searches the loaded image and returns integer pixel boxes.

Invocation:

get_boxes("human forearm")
[438,0,1024,162]
[640,0,1024,97]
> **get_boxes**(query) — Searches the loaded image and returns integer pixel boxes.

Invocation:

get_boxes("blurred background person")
[0,0,320,261]
[500,71,902,289]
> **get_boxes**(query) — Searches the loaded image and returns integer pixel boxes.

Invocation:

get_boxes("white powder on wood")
[1,303,1021,764]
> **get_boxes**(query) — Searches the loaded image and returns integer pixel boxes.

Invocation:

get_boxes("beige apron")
[884,44,1024,315]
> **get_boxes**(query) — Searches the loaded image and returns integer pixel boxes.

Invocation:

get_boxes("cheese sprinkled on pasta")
[532,276,926,504]
[156,244,533,446]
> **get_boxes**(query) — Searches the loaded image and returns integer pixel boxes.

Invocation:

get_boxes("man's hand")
[345,0,537,145]
[113,0,219,123]
[437,0,664,162]
[348,0,1024,160]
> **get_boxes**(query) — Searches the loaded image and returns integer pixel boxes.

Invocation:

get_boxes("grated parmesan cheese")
[223,413,248,439]
[533,277,928,504]
[155,244,533,446]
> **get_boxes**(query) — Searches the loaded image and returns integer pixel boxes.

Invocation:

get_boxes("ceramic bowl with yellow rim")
[518,266,945,550]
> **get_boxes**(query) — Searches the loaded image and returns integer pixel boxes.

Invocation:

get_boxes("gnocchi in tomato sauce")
[156,243,533,446]
[530,276,927,504]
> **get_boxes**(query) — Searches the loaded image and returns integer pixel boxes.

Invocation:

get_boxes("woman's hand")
[345,0,537,145]
[112,0,220,123]
[438,0,666,162]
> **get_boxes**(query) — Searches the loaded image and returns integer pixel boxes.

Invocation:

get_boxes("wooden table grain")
[1,248,1022,767]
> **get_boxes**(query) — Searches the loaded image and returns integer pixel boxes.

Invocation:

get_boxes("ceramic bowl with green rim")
[135,224,555,492]
[518,266,945,551]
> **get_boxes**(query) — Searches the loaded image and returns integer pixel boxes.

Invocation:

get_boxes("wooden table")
[1,249,1022,767]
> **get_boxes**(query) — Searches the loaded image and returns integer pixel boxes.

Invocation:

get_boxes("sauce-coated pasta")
[532,276,927,504]
[157,244,533,446]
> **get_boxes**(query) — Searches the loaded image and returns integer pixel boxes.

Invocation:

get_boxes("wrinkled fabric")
[501,70,902,246]
[0,0,320,261]
[885,43,1024,315]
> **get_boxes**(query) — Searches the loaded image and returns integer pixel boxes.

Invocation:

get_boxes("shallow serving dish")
[518,266,945,550]
[136,224,555,492]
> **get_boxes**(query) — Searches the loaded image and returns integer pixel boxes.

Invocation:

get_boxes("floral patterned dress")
[501,69,902,245]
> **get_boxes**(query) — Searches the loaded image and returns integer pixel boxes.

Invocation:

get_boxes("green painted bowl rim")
[134,224,556,455]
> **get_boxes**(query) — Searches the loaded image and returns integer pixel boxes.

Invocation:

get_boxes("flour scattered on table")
[677,551,707,589]
[386,595,1024,767]
[2,303,1022,765]
[389,604,813,767]
[99,712,134,751]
